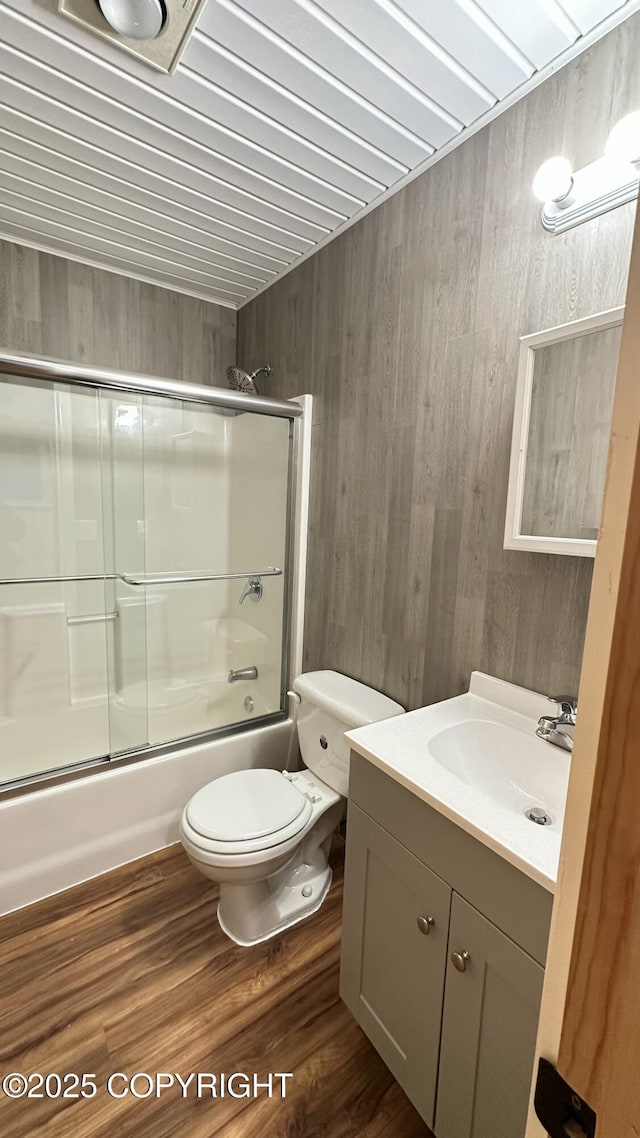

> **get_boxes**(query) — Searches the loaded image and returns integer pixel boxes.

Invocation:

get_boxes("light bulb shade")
[98,0,166,41]
[605,111,640,166]
[532,156,574,203]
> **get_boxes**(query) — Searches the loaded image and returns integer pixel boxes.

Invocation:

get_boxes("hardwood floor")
[0,845,432,1138]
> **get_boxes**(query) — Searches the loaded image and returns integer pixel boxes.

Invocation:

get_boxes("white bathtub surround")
[0,716,293,916]
[346,672,570,892]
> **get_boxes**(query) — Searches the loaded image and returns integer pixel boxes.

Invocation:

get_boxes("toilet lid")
[185,768,311,844]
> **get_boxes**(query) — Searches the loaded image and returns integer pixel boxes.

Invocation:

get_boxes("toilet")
[180,669,404,946]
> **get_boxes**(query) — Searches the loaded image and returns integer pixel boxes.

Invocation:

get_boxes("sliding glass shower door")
[0,371,293,786]
[0,379,119,781]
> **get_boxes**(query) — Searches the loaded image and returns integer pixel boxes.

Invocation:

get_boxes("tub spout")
[228,666,258,683]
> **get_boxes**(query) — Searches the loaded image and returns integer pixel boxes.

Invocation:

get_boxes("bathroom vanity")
[339,673,569,1138]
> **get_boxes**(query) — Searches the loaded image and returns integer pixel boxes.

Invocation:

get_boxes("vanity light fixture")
[534,112,640,234]
[605,111,640,165]
[532,156,575,207]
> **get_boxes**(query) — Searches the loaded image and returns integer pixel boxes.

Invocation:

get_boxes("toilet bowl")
[180,670,404,946]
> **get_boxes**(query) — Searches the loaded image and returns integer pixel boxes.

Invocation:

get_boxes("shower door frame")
[0,351,305,796]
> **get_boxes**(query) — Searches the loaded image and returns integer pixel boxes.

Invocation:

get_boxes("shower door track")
[0,352,303,419]
[0,710,289,799]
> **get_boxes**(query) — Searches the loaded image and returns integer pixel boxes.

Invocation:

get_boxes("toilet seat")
[184,768,313,856]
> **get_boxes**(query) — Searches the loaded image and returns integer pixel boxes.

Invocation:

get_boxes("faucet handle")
[239,577,263,605]
[548,694,577,715]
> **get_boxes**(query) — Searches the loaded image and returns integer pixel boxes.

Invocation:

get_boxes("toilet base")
[216,849,333,947]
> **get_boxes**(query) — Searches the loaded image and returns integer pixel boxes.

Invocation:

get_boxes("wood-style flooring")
[0,844,432,1138]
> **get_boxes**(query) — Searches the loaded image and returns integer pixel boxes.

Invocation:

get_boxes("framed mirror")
[504,306,624,558]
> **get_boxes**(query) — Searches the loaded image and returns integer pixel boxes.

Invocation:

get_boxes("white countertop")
[346,672,571,893]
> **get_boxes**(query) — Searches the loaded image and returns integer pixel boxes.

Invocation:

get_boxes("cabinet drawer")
[349,751,552,965]
[340,803,451,1128]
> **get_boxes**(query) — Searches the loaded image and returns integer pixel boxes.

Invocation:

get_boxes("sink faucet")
[536,695,577,752]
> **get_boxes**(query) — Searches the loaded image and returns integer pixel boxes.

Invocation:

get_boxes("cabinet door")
[436,894,544,1138]
[340,803,452,1127]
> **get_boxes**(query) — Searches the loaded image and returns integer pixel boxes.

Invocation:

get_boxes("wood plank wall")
[0,241,236,385]
[238,17,640,710]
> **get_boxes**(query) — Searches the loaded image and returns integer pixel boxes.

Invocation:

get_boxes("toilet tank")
[292,670,404,797]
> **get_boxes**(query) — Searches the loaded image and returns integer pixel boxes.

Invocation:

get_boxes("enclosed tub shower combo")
[0,353,302,785]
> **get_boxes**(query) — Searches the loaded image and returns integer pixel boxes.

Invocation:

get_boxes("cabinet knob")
[451,950,471,972]
[417,914,435,935]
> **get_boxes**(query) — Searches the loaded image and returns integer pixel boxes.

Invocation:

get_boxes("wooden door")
[526,198,640,1137]
[340,802,451,1128]
[437,894,544,1138]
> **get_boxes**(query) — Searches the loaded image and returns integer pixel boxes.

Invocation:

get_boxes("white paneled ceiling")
[0,0,638,308]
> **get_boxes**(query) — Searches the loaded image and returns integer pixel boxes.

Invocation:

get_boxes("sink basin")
[427,719,565,823]
[346,671,571,891]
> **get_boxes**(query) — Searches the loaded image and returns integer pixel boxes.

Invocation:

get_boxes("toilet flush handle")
[287,690,301,704]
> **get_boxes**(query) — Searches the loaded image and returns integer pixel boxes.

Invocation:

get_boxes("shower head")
[226,363,272,395]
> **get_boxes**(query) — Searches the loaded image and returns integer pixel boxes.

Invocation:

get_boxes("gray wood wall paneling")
[238,17,640,710]
[0,240,236,385]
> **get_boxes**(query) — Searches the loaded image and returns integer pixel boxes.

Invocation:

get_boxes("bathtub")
[0,715,296,916]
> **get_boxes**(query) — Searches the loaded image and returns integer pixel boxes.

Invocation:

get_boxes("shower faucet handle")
[239,577,263,604]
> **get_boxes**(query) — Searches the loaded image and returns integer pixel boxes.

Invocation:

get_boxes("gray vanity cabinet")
[340,754,552,1138]
[436,894,544,1138]
[340,804,452,1128]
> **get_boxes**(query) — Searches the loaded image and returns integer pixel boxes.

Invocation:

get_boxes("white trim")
[504,306,625,558]
[238,2,640,309]
[289,394,313,686]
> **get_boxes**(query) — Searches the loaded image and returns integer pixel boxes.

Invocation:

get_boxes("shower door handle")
[120,567,282,586]
[0,568,283,587]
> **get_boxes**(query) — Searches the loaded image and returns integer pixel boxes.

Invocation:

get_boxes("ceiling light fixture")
[534,113,640,234]
[97,0,166,41]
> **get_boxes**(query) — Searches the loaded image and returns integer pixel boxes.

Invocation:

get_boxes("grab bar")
[0,568,283,586]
